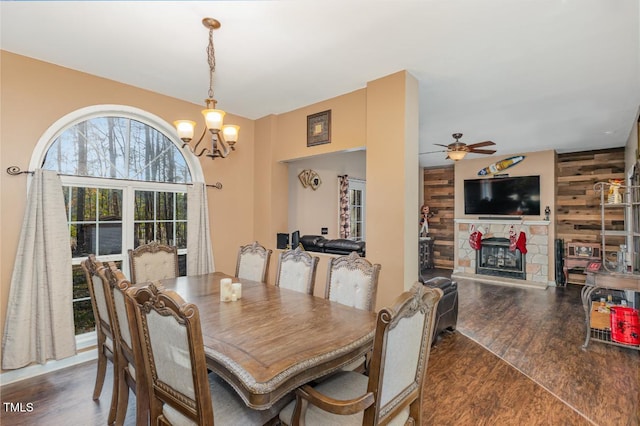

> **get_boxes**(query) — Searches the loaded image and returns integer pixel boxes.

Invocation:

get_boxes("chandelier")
[174,18,239,159]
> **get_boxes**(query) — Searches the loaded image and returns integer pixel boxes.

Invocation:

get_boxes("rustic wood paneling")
[423,148,626,279]
[423,165,455,269]
[556,148,625,284]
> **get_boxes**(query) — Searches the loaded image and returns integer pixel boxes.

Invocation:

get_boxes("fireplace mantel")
[455,219,551,226]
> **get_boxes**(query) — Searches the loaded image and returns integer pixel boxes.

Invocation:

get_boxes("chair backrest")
[325,252,381,312]
[81,255,114,341]
[364,283,442,425]
[102,262,139,378]
[235,241,272,283]
[274,246,319,295]
[127,281,214,425]
[103,262,149,424]
[128,241,179,284]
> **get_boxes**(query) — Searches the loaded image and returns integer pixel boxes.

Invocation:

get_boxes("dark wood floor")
[1,272,638,425]
[424,269,639,426]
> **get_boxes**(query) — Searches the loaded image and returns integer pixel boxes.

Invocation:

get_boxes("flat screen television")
[464,175,541,216]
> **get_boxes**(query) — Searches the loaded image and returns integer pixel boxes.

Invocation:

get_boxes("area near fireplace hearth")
[453,219,551,289]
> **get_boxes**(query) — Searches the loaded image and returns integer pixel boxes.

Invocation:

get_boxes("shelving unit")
[419,237,434,270]
[581,181,640,351]
[594,181,640,273]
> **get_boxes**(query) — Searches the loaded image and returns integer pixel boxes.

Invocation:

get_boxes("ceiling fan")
[421,133,496,161]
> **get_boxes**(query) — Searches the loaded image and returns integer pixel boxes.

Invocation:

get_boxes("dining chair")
[126,281,286,425]
[325,251,381,372]
[325,251,381,312]
[235,241,273,283]
[101,262,149,426]
[128,241,179,284]
[279,283,443,426]
[80,254,119,425]
[274,246,319,295]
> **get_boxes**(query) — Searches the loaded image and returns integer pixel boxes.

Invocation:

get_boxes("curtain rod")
[6,166,223,189]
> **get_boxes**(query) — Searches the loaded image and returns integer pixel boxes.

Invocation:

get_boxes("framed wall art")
[307,110,331,147]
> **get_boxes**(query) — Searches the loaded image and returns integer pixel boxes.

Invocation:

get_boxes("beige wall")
[273,90,367,162]
[256,72,419,310]
[0,51,256,365]
[287,150,366,239]
[366,71,420,303]
[454,149,557,281]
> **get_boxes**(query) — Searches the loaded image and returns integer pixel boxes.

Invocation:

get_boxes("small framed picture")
[307,110,331,147]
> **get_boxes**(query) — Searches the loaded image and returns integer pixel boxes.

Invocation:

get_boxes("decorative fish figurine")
[478,155,525,176]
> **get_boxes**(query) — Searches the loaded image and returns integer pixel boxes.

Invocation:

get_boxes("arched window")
[37,106,199,337]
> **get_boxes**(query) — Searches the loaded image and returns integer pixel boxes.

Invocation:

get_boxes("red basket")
[610,306,640,346]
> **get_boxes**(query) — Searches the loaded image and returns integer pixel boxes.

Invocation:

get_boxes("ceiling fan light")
[448,150,467,161]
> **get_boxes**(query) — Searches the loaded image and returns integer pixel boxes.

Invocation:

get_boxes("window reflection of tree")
[42,113,192,335]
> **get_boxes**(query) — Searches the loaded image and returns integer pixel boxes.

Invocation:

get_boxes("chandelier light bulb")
[203,109,225,132]
[222,125,239,144]
[174,120,196,142]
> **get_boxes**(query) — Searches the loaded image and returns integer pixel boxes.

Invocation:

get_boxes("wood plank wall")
[423,165,455,269]
[556,148,625,284]
[422,148,626,279]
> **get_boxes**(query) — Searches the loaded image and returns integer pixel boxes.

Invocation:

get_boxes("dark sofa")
[299,235,366,256]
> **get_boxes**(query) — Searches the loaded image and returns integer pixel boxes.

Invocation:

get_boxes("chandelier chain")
[207,28,216,99]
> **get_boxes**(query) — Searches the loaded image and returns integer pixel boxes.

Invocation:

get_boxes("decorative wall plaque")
[307,110,331,147]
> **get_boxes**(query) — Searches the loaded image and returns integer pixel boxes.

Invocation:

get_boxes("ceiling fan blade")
[419,150,446,155]
[469,149,497,155]
[434,143,450,148]
[466,141,495,149]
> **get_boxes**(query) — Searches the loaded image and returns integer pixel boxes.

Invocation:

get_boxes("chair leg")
[135,389,149,426]
[93,346,108,400]
[107,352,120,426]
[115,367,130,426]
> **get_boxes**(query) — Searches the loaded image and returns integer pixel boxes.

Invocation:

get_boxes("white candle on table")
[220,278,233,302]
[232,282,242,299]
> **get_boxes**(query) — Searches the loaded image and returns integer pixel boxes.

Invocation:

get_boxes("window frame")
[347,178,366,241]
[30,105,202,345]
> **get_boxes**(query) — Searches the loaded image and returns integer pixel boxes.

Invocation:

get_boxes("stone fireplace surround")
[453,219,552,289]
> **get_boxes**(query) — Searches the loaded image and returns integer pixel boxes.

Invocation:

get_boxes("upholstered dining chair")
[325,251,381,312]
[126,281,286,425]
[128,241,179,284]
[80,255,118,425]
[235,241,273,283]
[101,262,148,426]
[274,246,320,295]
[325,252,381,372]
[279,283,443,426]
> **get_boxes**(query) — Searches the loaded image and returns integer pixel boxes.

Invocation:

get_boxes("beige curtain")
[2,170,76,369]
[187,182,215,275]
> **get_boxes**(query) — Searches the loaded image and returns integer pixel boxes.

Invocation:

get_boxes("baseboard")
[452,272,548,290]
[0,349,97,387]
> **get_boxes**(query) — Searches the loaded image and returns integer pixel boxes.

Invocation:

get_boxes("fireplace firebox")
[476,237,526,280]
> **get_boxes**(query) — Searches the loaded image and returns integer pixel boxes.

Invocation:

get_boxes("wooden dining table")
[159,272,377,410]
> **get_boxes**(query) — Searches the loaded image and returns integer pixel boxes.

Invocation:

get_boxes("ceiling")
[1,1,638,167]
